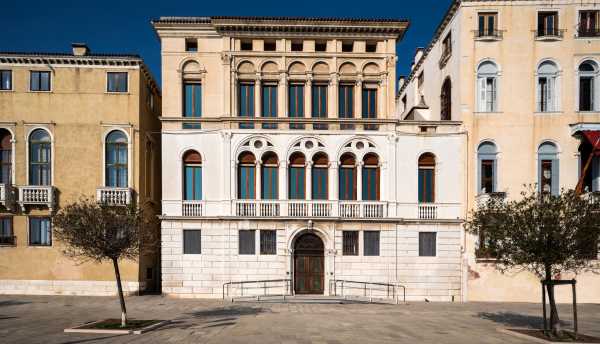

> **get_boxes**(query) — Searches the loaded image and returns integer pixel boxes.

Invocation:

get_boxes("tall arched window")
[339,153,357,200]
[477,142,497,194]
[538,142,559,195]
[578,60,598,112]
[29,129,51,186]
[288,152,306,199]
[311,153,329,200]
[183,150,202,200]
[261,152,278,200]
[418,153,435,203]
[477,61,498,112]
[0,129,11,184]
[440,78,452,120]
[362,153,380,200]
[537,61,559,112]
[237,152,256,199]
[105,130,128,188]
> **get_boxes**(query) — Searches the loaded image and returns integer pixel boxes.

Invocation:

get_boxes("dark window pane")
[239,230,255,255]
[183,230,202,254]
[29,217,51,246]
[185,39,198,52]
[184,83,202,117]
[481,160,494,193]
[0,70,11,90]
[364,231,380,256]
[107,72,128,92]
[419,232,436,256]
[260,230,277,255]
[342,231,358,255]
[0,218,13,243]
[580,77,593,111]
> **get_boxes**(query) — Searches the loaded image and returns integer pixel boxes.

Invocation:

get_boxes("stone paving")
[0,295,599,343]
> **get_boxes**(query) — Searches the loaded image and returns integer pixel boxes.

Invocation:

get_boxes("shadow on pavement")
[477,311,570,329]
[59,334,125,344]
[0,300,31,307]
[155,306,267,331]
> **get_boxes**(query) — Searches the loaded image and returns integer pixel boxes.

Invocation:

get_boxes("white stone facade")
[0,280,143,296]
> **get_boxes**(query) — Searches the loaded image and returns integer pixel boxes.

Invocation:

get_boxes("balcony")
[232,200,388,219]
[182,200,204,217]
[577,27,600,38]
[0,183,16,211]
[18,186,55,211]
[476,192,507,207]
[535,29,564,40]
[474,29,503,41]
[0,235,16,246]
[96,187,133,206]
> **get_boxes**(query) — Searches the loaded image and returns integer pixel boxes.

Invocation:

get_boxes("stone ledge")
[0,279,144,296]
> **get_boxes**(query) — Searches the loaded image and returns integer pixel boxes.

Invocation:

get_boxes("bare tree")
[53,198,156,327]
[465,187,600,337]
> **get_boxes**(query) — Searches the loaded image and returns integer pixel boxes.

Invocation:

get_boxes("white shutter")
[478,77,486,112]
[548,76,555,111]
[491,77,497,112]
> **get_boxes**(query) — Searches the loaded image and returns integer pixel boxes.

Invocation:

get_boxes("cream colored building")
[154,17,468,301]
[0,45,162,295]
[398,0,600,302]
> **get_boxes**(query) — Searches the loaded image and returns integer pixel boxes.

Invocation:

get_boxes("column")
[305,78,312,119]
[329,161,339,217]
[279,74,287,118]
[278,161,287,200]
[330,76,338,119]
[221,131,232,216]
[256,161,261,200]
[356,161,363,201]
[306,162,313,201]
[255,78,261,119]
[355,78,362,121]
[380,75,388,118]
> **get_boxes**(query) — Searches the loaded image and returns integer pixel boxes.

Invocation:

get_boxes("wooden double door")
[294,233,324,294]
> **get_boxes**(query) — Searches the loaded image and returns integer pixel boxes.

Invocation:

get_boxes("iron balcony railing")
[535,28,565,39]
[577,26,600,38]
[474,29,503,39]
[223,279,292,301]
[0,235,16,246]
[329,279,406,304]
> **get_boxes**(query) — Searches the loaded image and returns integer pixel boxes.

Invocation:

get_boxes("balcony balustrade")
[96,187,133,206]
[182,200,204,217]
[0,183,16,210]
[18,185,55,211]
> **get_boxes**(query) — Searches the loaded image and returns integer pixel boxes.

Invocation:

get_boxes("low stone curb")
[64,320,170,335]
[497,328,594,344]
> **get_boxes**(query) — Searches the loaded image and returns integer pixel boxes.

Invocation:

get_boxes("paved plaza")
[0,295,599,343]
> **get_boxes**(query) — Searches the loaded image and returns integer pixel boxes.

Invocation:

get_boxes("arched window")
[477,62,498,112]
[339,153,357,200]
[537,61,559,112]
[261,152,278,200]
[105,130,128,188]
[312,152,329,200]
[418,153,435,203]
[362,153,380,200]
[578,60,598,112]
[183,150,202,200]
[538,142,559,195]
[29,129,51,186]
[288,152,306,199]
[237,152,256,199]
[440,78,452,120]
[0,129,11,184]
[477,142,497,194]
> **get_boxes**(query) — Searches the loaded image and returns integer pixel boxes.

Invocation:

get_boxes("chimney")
[71,43,89,56]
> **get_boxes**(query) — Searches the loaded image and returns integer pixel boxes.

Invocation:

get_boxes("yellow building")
[398,0,600,302]
[0,44,162,295]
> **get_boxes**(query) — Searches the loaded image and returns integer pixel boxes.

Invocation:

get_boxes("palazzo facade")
[154,17,467,300]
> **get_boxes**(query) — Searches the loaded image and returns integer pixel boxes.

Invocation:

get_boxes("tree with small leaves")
[53,198,157,327]
[465,187,600,338]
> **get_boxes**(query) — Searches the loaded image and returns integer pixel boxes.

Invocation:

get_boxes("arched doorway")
[294,233,324,294]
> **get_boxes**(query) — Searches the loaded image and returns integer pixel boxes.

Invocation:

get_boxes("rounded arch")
[312,151,329,166]
[311,61,330,75]
[286,136,326,159]
[178,57,204,71]
[260,60,279,74]
[538,140,559,154]
[27,127,53,142]
[536,59,561,74]
[182,60,203,73]
[477,60,499,75]
[339,152,357,166]
[0,128,13,148]
[579,59,598,72]
[362,62,380,75]
[238,151,256,165]
[106,130,128,144]
[441,77,452,120]
[234,135,276,157]
[288,61,306,74]
[237,60,256,74]
[339,62,357,75]
[102,127,130,144]
[418,152,436,166]
[183,149,202,164]
[363,152,379,166]
[289,151,306,166]
[28,128,52,142]
[261,151,278,165]
[336,136,378,161]
[477,141,497,155]
[287,225,332,251]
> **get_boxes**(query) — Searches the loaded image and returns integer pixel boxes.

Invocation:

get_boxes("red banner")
[583,131,600,156]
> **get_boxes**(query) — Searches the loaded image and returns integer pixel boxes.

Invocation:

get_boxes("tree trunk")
[112,258,127,327]
[545,265,561,337]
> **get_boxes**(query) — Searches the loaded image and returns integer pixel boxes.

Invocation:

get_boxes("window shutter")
[183,230,202,254]
[478,77,486,112]
[537,158,542,193]
[491,77,497,112]
[551,158,560,196]
[548,76,555,111]
[492,158,498,193]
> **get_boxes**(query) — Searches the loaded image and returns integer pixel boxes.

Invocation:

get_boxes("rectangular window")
[538,11,559,37]
[419,232,436,256]
[339,84,354,130]
[261,166,278,199]
[365,41,378,53]
[342,41,354,52]
[237,166,256,199]
[30,71,51,91]
[0,217,14,245]
[288,166,306,200]
[481,160,494,193]
[261,83,278,129]
[1,139,12,184]
[0,70,12,90]
[107,72,128,93]
[238,82,255,129]
[580,76,594,111]
[478,76,497,112]
[418,72,424,89]
[579,10,600,37]
[264,40,276,51]
[362,167,379,201]
[311,167,328,200]
[185,39,198,52]
[183,83,202,128]
[184,165,202,200]
[538,76,556,112]
[478,13,498,37]
[241,40,253,51]
[291,41,303,52]
[288,84,305,129]
[183,230,202,254]
[239,230,256,255]
[29,217,51,246]
[342,231,358,255]
[260,230,277,255]
[441,33,452,61]
[418,167,434,203]
[362,86,377,130]
[339,167,356,200]
[364,231,380,256]
[312,83,328,129]
[315,41,327,52]
[540,160,553,194]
